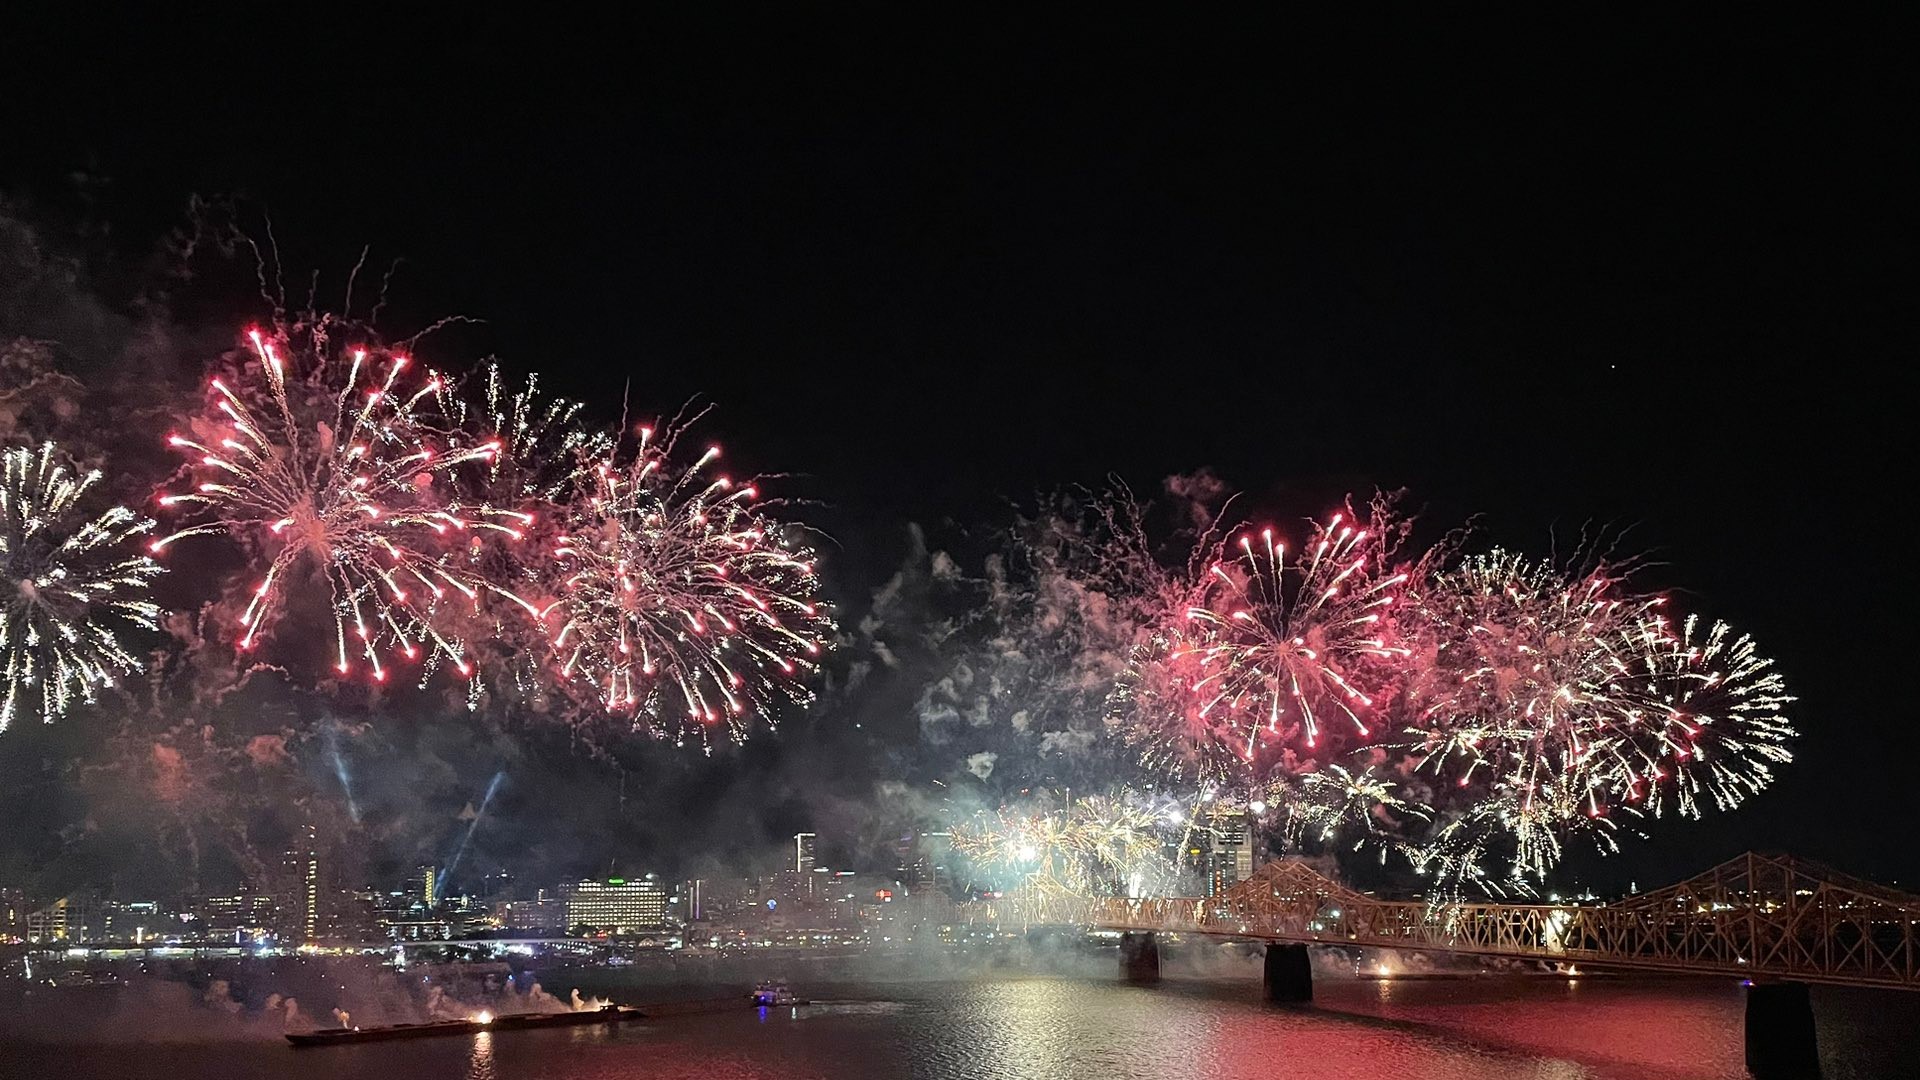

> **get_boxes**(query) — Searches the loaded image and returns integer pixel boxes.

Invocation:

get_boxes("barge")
[287,1004,643,1047]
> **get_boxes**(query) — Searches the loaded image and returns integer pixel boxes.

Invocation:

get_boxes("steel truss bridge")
[965,852,1920,991]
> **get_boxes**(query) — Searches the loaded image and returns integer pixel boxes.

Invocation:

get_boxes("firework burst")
[528,422,831,747]
[1114,501,1421,786]
[1621,613,1795,819]
[1405,549,1658,810]
[444,363,614,509]
[1401,550,1794,885]
[2,442,164,730]
[954,792,1179,895]
[1400,550,1657,877]
[437,364,616,709]
[952,805,1076,877]
[1278,763,1431,852]
[154,325,527,682]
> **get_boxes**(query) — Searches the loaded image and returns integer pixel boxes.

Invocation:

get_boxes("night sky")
[3,11,1910,892]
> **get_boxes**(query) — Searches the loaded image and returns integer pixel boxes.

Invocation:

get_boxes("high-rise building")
[327,888,384,941]
[0,887,26,938]
[280,822,321,943]
[101,900,161,942]
[500,891,566,933]
[794,832,817,874]
[689,877,756,918]
[1205,809,1253,896]
[413,864,438,907]
[198,889,277,942]
[564,877,667,935]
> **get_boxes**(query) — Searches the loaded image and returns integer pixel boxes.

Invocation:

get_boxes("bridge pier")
[1745,981,1820,1079]
[1263,942,1313,1003]
[1118,931,1160,982]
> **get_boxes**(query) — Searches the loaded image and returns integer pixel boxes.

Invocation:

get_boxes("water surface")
[5,975,1914,1080]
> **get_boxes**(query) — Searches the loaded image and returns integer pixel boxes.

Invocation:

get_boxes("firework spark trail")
[1113,499,1425,788]
[154,325,527,683]
[445,363,614,509]
[1,442,164,730]
[1622,613,1795,819]
[528,421,832,748]
[1398,550,1795,888]
[1068,794,1172,882]
[1403,551,1662,843]
[1277,763,1431,852]
[437,364,616,709]
[954,790,1194,895]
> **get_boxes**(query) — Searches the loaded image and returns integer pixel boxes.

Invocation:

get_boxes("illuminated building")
[199,889,277,942]
[382,915,454,941]
[32,891,102,941]
[279,822,321,943]
[1,887,25,938]
[328,888,384,941]
[101,900,161,942]
[1205,809,1253,897]
[501,892,566,932]
[415,864,438,907]
[564,876,667,935]
[794,832,817,874]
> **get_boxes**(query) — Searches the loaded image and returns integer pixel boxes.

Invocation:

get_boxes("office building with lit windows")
[564,877,667,934]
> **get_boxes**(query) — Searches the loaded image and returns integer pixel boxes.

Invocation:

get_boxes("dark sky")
[4,11,1912,889]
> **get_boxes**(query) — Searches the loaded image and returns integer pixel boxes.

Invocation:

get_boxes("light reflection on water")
[466,1030,494,1080]
[6,976,1917,1080]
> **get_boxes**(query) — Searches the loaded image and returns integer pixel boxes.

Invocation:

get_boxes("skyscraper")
[280,822,321,943]
[794,832,817,874]
[1205,809,1253,897]
[0,887,25,937]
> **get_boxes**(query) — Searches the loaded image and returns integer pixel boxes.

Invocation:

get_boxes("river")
[4,970,1917,1080]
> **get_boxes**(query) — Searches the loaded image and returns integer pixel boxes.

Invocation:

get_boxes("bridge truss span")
[966,852,1920,990]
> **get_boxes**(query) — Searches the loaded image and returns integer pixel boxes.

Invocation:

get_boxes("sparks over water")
[153,324,526,682]
[1,442,164,730]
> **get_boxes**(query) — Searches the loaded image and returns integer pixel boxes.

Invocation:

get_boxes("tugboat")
[748,980,809,1007]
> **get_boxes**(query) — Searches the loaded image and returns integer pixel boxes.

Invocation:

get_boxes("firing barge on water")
[287,1004,644,1047]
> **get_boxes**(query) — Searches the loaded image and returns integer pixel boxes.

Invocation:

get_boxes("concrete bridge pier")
[1263,943,1313,1003]
[1744,981,1820,1079]
[1118,931,1160,982]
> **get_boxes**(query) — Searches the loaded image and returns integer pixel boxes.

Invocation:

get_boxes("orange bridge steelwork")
[965,852,1920,991]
